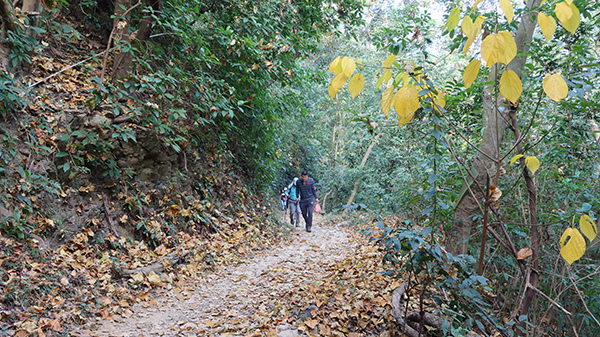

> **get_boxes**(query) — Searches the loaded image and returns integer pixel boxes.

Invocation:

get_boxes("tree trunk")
[112,0,162,81]
[22,0,41,38]
[448,0,544,256]
[0,0,14,71]
[342,137,376,215]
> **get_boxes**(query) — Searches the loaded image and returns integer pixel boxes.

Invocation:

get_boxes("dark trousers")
[300,201,314,230]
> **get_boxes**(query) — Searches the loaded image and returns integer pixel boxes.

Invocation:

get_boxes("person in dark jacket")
[297,170,318,232]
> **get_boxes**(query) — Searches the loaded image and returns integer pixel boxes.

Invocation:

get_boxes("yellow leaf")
[394,86,420,118]
[538,13,557,42]
[499,31,517,64]
[381,85,395,117]
[341,57,356,77]
[401,72,410,87]
[509,154,524,165]
[444,8,461,32]
[543,73,568,102]
[499,70,522,103]
[463,16,485,53]
[329,56,341,74]
[329,72,348,97]
[562,3,580,34]
[500,0,514,24]
[348,73,365,99]
[555,2,573,23]
[481,31,516,66]
[433,92,446,108]
[327,85,337,99]
[525,156,540,174]
[375,74,385,90]
[463,59,481,89]
[382,69,392,85]
[461,16,474,36]
[471,0,484,13]
[394,86,419,126]
[328,76,346,99]
[560,227,586,265]
[383,54,396,69]
[579,214,597,242]
[398,114,415,127]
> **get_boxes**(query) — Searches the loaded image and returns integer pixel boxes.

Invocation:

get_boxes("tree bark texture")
[112,0,162,80]
[0,0,14,71]
[342,138,376,215]
[448,0,544,256]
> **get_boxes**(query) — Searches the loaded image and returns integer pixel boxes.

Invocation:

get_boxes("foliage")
[370,221,499,336]
[313,0,600,335]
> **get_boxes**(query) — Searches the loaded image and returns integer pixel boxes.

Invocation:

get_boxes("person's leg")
[289,201,295,225]
[300,202,308,226]
[295,201,301,226]
[305,201,314,232]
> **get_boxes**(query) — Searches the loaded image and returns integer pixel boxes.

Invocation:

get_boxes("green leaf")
[543,73,568,102]
[463,59,481,89]
[348,73,365,99]
[538,13,557,41]
[560,227,586,265]
[499,70,522,103]
[524,156,540,174]
[579,215,597,242]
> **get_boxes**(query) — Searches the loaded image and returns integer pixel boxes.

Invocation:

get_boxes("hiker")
[285,177,301,227]
[297,170,318,232]
[279,187,288,211]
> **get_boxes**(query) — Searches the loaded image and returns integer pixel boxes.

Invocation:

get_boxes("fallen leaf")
[517,248,533,260]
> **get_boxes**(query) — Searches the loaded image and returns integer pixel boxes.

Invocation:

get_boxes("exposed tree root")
[391,282,482,337]
[113,251,189,278]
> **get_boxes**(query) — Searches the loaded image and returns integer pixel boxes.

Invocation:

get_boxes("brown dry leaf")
[147,271,162,286]
[100,308,112,320]
[167,205,181,217]
[305,319,319,329]
[517,248,533,260]
[489,185,502,202]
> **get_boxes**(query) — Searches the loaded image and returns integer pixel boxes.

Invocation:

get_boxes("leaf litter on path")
[75,214,395,336]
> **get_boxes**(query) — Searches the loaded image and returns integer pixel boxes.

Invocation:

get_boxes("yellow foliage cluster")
[450,0,580,104]
[328,54,445,127]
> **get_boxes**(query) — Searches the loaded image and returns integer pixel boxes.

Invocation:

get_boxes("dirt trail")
[77,213,356,336]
